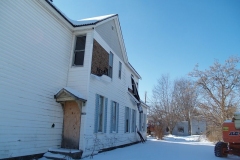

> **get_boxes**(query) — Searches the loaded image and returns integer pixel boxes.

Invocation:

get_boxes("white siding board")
[0,147,49,160]
[0,143,60,159]
[95,20,124,61]
[0,127,62,136]
[66,32,93,99]
[66,32,94,151]
[0,0,73,158]
[0,134,62,143]
[0,110,63,123]
[81,31,142,154]
[0,1,147,158]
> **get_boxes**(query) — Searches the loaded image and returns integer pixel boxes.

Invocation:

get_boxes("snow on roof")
[45,0,116,27]
[69,14,116,26]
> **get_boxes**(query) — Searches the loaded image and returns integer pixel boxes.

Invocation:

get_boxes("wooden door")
[62,101,80,149]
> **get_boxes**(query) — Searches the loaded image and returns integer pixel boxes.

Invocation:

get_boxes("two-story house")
[0,0,148,159]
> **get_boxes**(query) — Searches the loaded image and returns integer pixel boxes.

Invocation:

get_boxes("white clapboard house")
[0,0,148,159]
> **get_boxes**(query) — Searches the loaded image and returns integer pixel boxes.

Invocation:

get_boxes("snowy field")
[83,135,240,160]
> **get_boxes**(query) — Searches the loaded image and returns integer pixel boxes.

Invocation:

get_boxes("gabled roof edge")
[45,0,117,27]
[113,16,142,79]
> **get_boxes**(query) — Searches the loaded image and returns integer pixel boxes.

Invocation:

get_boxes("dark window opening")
[125,107,130,133]
[178,127,184,133]
[73,36,86,66]
[119,61,122,79]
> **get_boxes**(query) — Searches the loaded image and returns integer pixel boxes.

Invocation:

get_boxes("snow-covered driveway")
[84,135,239,160]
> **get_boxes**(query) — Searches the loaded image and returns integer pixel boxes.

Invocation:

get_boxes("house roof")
[45,0,117,27]
[71,14,117,27]
[43,0,141,79]
[141,100,150,109]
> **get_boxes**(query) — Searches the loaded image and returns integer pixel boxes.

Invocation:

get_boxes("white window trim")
[72,35,86,67]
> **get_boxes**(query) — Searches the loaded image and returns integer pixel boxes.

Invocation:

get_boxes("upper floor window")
[118,61,122,79]
[108,52,113,78]
[73,36,86,66]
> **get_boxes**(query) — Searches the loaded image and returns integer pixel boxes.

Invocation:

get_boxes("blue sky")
[53,0,240,102]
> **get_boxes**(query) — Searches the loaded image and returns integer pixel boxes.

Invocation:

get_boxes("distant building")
[190,116,206,135]
[172,116,206,136]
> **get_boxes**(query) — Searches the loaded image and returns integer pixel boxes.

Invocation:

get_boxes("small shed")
[172,121,189,136]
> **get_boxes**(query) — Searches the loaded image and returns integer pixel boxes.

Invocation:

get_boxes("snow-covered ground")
[83,135,239,160]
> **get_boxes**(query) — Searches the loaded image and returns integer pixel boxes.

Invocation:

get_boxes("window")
[143,114,146,131]
[108,52,113,78]
[98,96,104,132]
[118,61,122,79]
[94,94,108,133]
[110,101,119,133]
[73,36,86,66]
[178,127,184,133]
[131,109,136,132]
[139,113,143,131]
[125,107,131,133]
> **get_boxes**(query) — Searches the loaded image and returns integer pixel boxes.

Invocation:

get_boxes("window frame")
[125,107,131,133]
[143,114,146,132]
[112,101,117,132]
[139,112,143,131]
[73,35,86,66]
[98,95,104,132]
[108,52,113,78]
[131,109,136,132]
[94,94,108,133]
[118,61,122,79]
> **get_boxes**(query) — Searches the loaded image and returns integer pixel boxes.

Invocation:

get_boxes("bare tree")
[150,74,180,134]
[172,78,198,135]
[189,56,240,140]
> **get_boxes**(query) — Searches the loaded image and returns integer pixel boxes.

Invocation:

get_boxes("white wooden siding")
[95,20,124,61]
[66,31,93,99]
[0,0,73,158]
[80,31,145,157]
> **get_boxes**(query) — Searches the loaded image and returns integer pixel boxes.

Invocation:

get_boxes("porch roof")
[54,87,87,102]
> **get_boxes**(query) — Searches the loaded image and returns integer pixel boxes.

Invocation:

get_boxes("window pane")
[74,51,84,65]
[132,110,135,132]
[113,102,116,131]
[109,66,112,78]
[98,96,104,132]
[119,62,122,79]
[75,36,86,50]
[125,107,130,132]
[109,52,113,66]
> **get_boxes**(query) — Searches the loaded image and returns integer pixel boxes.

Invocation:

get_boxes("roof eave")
[40,0,74,30]
[127,63,141,79]
[113,16,141,79]
[141,101,150,109]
